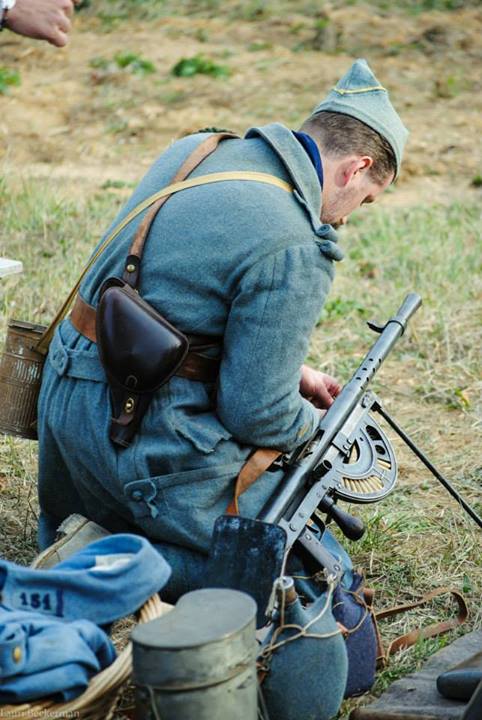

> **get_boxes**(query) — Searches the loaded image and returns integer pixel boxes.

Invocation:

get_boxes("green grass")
[314,203,481,376]
[90,51,156,76]
[0,183,480,717]
[0,180,123,323]
[171,54,231,79]
[0,66,21,94]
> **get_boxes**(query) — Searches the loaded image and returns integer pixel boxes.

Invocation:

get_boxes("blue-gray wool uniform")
[36,56,411,715]
[38,122,344,549]
[38,122,348,718]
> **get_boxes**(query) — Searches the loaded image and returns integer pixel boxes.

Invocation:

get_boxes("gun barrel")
[260,293,422,525]
[319,292,422,439]
[393,292,422,330]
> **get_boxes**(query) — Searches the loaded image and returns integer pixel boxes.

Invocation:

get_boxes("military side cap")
[312,59,409,178]
[0,534,171,625]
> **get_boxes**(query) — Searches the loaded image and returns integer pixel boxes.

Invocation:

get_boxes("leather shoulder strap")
[123,132,238,288]
[36,133,236,353]
[36,138,293,354]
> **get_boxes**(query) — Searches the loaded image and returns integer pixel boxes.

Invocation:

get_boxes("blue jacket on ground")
[0,535,171,703]
[38,123,343,554]
[0,612,116,702]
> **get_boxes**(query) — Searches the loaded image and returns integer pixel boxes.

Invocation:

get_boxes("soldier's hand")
[299,365,341,409]
[6,0,75,47]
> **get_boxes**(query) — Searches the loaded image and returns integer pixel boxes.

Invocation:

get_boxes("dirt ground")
[1,4,481,208]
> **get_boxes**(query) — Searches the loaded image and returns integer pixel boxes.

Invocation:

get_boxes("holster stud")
[124,397,135,413]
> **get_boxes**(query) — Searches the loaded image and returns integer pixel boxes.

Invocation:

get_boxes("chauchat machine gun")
[208,293,482,628]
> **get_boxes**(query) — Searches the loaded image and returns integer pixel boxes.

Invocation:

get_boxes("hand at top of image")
[3,0,75,47]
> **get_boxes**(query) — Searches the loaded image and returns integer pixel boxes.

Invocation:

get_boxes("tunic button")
[13,646,22,663]
[131,490,143,501]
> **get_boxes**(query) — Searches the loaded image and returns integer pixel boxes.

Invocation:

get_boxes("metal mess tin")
[132,588,258,720]
[0,320,46,439]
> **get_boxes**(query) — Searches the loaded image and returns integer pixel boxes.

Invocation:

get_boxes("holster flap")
[96,277,189,394]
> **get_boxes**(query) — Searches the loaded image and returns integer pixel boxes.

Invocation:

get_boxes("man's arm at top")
[4,0,75,47]
[216,244,334,451]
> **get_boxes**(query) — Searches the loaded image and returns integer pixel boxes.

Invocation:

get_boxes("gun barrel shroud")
[260,292,422,525]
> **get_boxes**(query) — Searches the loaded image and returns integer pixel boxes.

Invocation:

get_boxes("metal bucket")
[0,320,46,440]
[132,588,258,720]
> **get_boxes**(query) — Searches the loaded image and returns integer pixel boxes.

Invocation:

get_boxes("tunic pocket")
[168,376,232,454]
[123,463,239,552]
[173,412,232,454]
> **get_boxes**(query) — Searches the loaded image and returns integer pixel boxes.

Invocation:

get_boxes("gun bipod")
[374,402,482,530]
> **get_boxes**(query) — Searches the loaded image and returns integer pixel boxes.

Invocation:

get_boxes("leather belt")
[70,294,220,384]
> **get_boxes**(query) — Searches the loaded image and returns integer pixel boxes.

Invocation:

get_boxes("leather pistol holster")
[85,133,239,447]
[96,277,189,447]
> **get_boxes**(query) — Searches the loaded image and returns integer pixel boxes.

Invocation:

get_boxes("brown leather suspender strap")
[71,132,238,346]
[37,132,292,357]
[122,132,238,289]
[69,134,294,385]
[70,132,239,384]
[33,133,229,354]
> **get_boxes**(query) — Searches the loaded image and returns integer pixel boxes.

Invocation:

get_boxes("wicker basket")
[0,594,172,720]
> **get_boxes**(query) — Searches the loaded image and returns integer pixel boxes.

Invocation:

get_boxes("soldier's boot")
[32,513,111,569]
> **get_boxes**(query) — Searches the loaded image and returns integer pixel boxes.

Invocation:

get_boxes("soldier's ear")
[355,156,374,174]
[338,156,373,187]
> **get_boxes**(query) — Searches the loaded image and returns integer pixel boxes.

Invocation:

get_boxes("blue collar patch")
[292,131,323,187]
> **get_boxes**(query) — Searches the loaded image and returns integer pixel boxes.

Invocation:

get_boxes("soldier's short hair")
[300,111,397,184]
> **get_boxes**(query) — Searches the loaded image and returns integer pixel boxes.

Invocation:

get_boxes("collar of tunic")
[245,123,343,261]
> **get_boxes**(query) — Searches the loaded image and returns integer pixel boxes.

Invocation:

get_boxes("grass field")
[0,0,481,717]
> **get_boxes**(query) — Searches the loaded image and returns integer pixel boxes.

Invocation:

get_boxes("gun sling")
[374,586,468,663]
[225,448,283,515]
[68,133,293,446]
